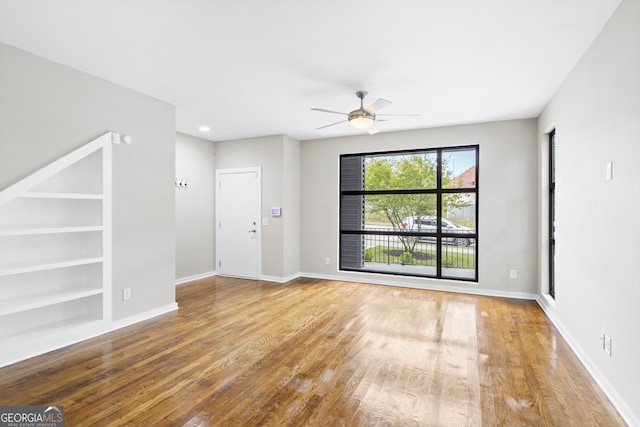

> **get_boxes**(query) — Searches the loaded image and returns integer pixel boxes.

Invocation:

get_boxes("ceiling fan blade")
[310,108,348,116]
[317,119,347,130]
[368,124,380,135]
[365,98,392,114]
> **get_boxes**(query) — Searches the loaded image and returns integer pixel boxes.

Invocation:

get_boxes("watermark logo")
[0,405,64,427]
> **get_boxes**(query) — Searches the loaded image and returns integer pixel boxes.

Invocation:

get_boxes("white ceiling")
[0,0,622,142]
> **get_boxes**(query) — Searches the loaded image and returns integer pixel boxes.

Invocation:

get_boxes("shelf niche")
[0,132,112,367]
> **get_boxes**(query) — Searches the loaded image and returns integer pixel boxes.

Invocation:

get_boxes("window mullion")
[436,149,443,278]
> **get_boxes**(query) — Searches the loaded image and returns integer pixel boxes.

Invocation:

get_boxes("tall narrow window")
[549,130,556,298]
[339,146,478,281]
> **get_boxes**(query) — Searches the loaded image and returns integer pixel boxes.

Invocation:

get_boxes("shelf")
[21,192,103,200]
[0,317,106,342]
[0,256,103,276]
[0,226,103,236]
[0,287,103,316]
[0,197,103,229]
[0,133,111,367]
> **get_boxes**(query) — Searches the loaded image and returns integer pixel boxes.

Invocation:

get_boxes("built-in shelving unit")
[0,133,112,367]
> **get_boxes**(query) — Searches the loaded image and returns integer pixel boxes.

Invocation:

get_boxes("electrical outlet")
[604,334,612,356]
[325,257,331,265]
[123,288,131,300]
[510,269,517,279]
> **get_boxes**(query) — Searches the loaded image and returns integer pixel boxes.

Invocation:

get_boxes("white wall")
[175,133,216,281]
[282,135,301,278]
[0,42,176,321]
[537,0,640,423]
[215,134,301,281]
[301,119,538,297]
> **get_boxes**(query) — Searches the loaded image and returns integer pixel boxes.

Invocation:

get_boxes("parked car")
[401,216,474,246]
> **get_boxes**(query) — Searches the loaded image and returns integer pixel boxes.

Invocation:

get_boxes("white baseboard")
[109,303,179,331]
[180,271,301,284]
[175,271,216,285]
[299,271,537,300]
[536,297,639,427]
[260,272,302,284]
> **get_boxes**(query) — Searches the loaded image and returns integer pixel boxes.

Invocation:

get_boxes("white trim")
[260,272,301,284]
[541,293,556,308]
[0,132,110,206]
[536,297,639,427]
[0,256,103,276]
[102,133,113,323]
[0,226,104,236]
[20,192,104,199]
[299,271,537,300]
[175,271,217,285]
[109,303,179,331]
[543,122,557,135]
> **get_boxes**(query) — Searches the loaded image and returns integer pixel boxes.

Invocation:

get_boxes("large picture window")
[340,146,478,281]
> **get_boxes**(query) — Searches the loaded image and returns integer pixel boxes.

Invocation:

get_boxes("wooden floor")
[0,277,625,426]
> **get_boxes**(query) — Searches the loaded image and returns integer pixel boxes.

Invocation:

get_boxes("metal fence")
[362,233,476,270]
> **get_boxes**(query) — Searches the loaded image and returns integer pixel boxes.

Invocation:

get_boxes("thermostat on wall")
[271,207,281,217]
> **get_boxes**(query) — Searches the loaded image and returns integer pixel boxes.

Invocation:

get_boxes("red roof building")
[450,166,476,188]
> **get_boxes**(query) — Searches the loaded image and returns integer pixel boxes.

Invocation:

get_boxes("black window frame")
[549,130,556,298]
[339,145,479,282]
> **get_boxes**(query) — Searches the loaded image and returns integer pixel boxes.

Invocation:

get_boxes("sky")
[443,148,476,177]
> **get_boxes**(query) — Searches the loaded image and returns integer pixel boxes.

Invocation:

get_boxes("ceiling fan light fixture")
[348,111,375,129]
[313,91,414,133]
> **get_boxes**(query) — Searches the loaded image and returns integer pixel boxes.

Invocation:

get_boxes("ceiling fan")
[311,91,419,135]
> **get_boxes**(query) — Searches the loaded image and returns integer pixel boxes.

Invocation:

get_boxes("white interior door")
[215,167,261,279]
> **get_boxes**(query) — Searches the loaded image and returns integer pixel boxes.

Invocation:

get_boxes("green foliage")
[400,251,417,265]
[363,248,373,262]
[364,155,438,225]
[364,153,471,253]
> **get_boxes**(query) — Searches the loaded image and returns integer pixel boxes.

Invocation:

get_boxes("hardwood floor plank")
[0,277,626,426]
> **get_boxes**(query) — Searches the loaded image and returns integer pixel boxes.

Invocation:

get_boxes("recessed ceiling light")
[198,125,210,132]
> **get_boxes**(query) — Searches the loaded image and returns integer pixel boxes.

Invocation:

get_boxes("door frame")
[215,167,262,279]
